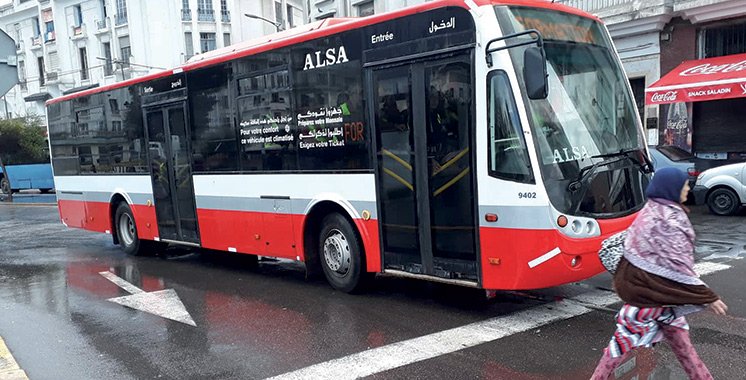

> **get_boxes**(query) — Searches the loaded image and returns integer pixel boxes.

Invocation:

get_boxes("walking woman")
[592,167,728,380]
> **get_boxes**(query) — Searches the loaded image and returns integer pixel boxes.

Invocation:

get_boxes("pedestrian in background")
[592,167,728,380]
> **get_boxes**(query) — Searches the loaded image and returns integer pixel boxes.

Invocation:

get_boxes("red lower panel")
[57,200,158,241]
[58,199,87,228]
[480,212,639,290]
[197,208,381,271]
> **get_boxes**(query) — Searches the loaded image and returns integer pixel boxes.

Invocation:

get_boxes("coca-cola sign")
[679,60,746,76]
[650,91,678,103]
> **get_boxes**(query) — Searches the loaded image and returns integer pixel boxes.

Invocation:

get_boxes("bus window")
[487,71,534,183]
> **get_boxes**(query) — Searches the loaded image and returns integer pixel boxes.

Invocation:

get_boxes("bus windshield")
[495,6,648,216]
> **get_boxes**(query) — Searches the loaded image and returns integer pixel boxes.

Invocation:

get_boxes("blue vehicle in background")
[0,163,55,194]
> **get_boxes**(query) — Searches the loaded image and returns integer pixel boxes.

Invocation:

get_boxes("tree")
[0,116,49,165]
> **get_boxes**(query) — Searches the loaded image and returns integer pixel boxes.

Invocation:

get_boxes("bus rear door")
[144,102,200,245]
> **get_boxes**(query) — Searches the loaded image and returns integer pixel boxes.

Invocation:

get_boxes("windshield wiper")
[567,156,626,193]
[592,148,653,174]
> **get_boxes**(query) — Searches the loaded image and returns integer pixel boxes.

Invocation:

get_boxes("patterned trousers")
[591,324,713,380]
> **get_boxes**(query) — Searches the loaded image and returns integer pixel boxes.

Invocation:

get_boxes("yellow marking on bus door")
[381,149,412,171]
[432,148,469,176]
[433,168,470,197]
[383,168,414,191]
[0,337,29,380]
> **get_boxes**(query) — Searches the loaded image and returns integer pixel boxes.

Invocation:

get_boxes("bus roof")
[46,0,597,106]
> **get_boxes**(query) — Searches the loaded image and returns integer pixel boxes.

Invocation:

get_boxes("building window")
[628,77,645,125]
[74,5,83,26]
[119,36,131,67]
[44,21,55,42]
[220,0,230,22]
[38,56,45,86]
[184,32,194,59]
[700,21,746,58]
[103,42,113,75]
[18,60,26,90]
[355,1,374,17]
[200,32,216,53]
[115,0,128,25]
[223,33,230,47]
[198,0,214,21]
[275,1,284,28]
[79,47,89,81]
[32,17,41,37]
[182,0,192,21]
[100,0,107,18]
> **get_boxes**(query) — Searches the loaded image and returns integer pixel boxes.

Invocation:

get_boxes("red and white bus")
[46,0,651,293]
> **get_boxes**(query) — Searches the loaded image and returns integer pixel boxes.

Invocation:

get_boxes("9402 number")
[518,192,537,199]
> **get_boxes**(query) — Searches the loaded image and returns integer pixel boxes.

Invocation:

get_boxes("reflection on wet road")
[0,205,744,379]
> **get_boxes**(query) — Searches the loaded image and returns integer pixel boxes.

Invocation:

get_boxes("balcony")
[115,13,128,26]
[96,19,109,32]
[30,35,42,49]
[560,0,633,13]
[197,8,215,22]
[221,10,230,23]
[182,8,192,21]
[71,24,86,39]
[559,0,671,37]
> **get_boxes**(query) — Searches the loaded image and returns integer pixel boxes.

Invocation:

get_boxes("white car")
[693,162,746,216]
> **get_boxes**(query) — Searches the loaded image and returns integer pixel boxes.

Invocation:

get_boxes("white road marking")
[99,271,196,326]
[527,247,561,268]
[267,261,732,380]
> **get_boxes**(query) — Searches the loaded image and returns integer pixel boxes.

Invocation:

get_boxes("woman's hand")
[709,299,728,315]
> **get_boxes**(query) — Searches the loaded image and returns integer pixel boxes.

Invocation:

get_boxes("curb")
[0,202,57,207]
[0,337,29,380]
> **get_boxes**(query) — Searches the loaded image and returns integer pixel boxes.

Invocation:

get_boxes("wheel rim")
[119,213,136,246]
[323,229,351,275]
[714,193,733,211]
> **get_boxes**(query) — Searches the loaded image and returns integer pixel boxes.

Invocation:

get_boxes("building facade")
[561,0,746,159]
[0,0,305,122]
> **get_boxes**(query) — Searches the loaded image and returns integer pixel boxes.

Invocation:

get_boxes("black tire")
[40,188,53,194]
[0,178,10,194]
[114,202,154,256]
[318,213,371,293]
[707,187,741,216]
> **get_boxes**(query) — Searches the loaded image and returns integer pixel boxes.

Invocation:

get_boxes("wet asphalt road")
[0,204,745,380]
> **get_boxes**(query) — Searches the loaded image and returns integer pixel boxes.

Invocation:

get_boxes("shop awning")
[645,52,746,105]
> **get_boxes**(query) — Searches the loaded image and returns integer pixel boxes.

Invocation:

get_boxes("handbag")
[598,230,626,274]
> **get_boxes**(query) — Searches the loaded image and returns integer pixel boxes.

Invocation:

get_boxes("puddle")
[695,239,746,262]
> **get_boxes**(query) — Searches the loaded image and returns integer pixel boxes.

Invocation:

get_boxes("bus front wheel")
[318,213,370,293]
[114,202,155,256]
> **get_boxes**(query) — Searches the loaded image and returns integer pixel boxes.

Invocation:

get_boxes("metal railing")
[96,19,108,30]
[115,12,128,26]
[30,35,42,47]
[221,10,230,23]
[198,8,215,22]
[182,8,192,21]
[72,24,84,37]
[559,0,635,13]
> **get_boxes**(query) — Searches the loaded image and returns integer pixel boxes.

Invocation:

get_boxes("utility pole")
[0,156,12,201]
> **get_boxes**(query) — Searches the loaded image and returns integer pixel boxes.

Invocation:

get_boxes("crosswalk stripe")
[267,261,732,380]
[0,337,28,380]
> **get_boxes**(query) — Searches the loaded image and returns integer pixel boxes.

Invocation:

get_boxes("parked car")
[648,145,712,187]
[693,162,746,216]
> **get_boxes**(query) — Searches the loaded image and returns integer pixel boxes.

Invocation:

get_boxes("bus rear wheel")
[115,202,155,256]
[318,213,370,293]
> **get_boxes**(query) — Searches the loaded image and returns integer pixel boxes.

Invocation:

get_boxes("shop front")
[646,52,746,162]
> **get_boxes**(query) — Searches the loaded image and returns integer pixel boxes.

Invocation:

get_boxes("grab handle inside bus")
[485,29,548,100]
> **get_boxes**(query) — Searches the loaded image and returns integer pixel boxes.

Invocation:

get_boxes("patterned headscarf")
[646,167,689,204]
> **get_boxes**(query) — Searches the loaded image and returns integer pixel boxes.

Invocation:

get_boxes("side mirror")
[523,46,548,100]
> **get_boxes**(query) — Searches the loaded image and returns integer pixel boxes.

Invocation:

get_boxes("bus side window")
[487,71,534,183]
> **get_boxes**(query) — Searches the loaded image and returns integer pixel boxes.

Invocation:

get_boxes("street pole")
[0,156,12,201]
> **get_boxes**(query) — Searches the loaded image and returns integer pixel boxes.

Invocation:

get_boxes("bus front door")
[144,103,200,245]
[369,55,478,282]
